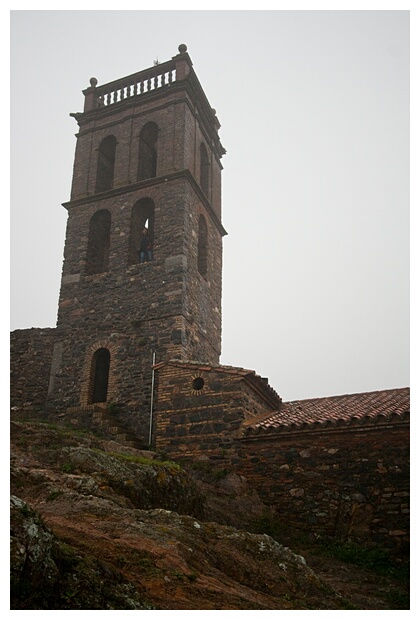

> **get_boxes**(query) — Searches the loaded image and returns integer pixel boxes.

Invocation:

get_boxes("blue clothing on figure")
[139,228,153,263]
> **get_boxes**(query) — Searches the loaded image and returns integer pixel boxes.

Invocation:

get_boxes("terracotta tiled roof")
[154,359,281,409]
[244,387,409,434]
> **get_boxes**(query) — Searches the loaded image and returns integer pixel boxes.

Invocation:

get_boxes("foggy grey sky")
[10,10,410,402]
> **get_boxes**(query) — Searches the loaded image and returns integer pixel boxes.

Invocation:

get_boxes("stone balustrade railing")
[95,63,177,108]
[83,51,190,113]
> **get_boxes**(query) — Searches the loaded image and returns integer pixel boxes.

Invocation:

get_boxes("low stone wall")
[10,328,56,413]
[237,423,409,554]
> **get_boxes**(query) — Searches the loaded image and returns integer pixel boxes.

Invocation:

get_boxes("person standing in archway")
[139,227,153,263]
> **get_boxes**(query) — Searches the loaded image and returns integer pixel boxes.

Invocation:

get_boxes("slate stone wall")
[238,424,409,553]
[10,328,56,414]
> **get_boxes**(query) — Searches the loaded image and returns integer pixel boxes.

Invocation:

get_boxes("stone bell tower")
[47,45,226,443]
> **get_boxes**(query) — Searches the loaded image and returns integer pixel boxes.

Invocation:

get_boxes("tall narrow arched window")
[128,198,155,265]
[200,142,210,197]
[85,209,111,275]
[197,214,208,277]
[137,122,158,181]
[90,348,110,403]
[95,135,117,193]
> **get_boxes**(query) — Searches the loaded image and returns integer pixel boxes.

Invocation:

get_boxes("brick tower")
[47,45,226,443]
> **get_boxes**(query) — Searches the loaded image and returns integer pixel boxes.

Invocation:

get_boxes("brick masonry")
[153,361,281,460]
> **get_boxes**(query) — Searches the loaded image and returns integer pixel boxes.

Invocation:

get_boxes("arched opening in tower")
[128,198,155,264]
[91,348,111,403]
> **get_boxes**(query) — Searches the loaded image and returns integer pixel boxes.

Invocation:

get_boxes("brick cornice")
[62,170,227,237]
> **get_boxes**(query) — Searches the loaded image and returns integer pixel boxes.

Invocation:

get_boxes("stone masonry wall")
[48,61,224,435]
[237,424,409,554]
[50,176,222,430]
[10,328,56,413]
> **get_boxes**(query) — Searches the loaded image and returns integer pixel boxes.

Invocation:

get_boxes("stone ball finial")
[178,44,187,54]
[89,77,98,88]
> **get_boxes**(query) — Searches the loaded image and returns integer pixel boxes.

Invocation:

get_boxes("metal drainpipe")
[148,351,156,447]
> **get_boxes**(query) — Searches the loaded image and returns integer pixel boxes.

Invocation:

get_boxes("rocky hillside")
[10,419,408,610]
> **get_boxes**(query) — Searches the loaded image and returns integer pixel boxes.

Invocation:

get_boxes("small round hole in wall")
[192,376,205,391]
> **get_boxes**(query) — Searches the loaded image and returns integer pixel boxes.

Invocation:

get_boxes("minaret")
[47,45,226,443]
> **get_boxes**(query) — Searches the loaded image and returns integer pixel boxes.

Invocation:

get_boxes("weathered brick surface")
[154,362,279,460]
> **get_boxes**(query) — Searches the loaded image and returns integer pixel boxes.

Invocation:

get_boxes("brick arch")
[80,340,119,406]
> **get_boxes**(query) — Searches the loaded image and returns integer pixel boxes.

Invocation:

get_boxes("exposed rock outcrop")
[11,419,406,610]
